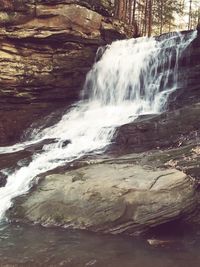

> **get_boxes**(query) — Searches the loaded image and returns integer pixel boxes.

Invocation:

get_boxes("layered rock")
[109,100,200,186]
[9,161,197,235]
[168,29,200,108]
[110,102,200,155]
[0,0,134,145]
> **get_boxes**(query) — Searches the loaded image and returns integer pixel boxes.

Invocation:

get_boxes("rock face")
[10,161,197,235]
[110,102,200,154]
[0,0,133,145]
[169,29,200,108]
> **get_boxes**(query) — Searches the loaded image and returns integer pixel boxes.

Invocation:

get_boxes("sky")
[175,0,200,31]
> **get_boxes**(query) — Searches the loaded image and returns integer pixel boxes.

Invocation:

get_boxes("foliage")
[113,0,200,36]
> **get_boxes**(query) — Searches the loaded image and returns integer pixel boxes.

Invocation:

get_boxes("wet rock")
[110,102,200,155]
[197,23,200,34]
[168,30,200,108]
[24,138,59,153]
[9,162,197,235]
[0,150,31,170]
[147,239,176,247]
[0,102,69,146]
[0,172,7,187]
[61,140,71,148]
[95,46,108,62]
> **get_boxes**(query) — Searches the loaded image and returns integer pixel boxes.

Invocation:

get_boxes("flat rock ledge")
[10,162,197,235]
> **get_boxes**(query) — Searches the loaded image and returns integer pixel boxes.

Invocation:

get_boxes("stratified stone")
[0,0,134,145]
[9,162,197,235]
[110,102,200,154]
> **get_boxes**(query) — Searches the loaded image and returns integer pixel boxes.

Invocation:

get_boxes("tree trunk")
[188,0,192,30]
[148,0,153,37]
[132,0,136,22]
[144,0,148,35]
[114,0,120,17]
[128,0,132,25]
[160,0,164,34]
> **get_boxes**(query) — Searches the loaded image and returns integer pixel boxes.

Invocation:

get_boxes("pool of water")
[0,222,200,267]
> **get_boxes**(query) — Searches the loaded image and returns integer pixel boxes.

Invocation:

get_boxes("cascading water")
[0,31,197,220]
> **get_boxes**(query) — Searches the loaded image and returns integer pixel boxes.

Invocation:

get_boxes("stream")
[1,222,200,267]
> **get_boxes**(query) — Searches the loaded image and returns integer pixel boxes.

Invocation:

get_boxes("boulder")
[9,161,197,235]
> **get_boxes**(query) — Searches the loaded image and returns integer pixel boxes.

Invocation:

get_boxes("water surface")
[0,222,200,267]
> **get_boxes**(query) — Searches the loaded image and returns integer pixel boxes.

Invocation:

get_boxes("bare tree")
[188,0,192,29]
[113,0,192,36]
[148,0,153,36]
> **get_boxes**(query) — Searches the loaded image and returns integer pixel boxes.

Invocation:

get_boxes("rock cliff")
[0,0,134,145]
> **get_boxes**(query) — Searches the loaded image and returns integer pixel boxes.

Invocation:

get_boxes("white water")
[0,31,197,219]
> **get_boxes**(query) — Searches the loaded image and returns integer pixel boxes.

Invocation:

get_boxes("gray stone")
[10,162,197,235]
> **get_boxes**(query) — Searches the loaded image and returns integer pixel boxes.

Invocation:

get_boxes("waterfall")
[0,31,197,220]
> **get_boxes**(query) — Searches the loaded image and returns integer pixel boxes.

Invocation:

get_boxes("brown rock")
[0,1,133,145]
